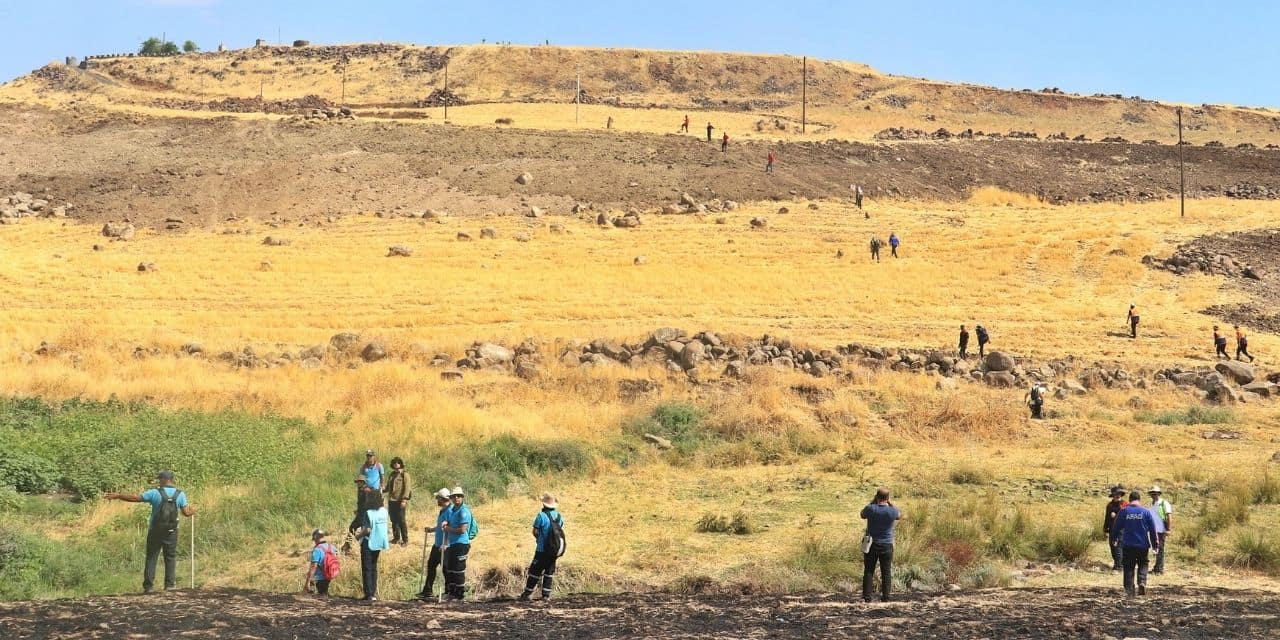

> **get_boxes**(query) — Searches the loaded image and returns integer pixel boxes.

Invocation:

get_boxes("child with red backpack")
[306,529,340,595]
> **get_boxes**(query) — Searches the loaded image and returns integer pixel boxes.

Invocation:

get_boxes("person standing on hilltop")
[975,325,990,358]
[706,121,715,142]
[385,457,412,547]
[105,470,196,593]
[869,236,882,262]
[855,185,865,212]
[721,131,730,152]
[888,232,901,258]
[1102,486,1128,572]
[1235,325,1254,362]
[1127,304,1139,339]
[1214,325,1230,359]
[681,114,689,133]
[1111,490,1160,597]
[958,325,970,359]
[765,151,776,173]
[860,487,903,603]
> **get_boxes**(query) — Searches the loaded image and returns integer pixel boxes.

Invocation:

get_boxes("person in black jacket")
[975,325,990,358]
[958,325,970,359]
[1102,486,1127,571]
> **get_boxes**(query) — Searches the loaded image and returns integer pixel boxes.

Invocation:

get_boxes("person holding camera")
[859,487,904,603]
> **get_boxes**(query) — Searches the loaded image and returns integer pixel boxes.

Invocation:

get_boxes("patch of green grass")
[1029,525,1094,563]
[695,511,756,535]
[1224,529,1280,575]
[1135,406,1235,426]
[948,463,994,486]
[623,403,709,457]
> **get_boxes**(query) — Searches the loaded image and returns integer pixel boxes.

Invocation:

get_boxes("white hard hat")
[436,488,452,500]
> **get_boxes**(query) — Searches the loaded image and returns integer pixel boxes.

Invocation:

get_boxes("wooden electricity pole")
[341,66,347,103]
[801,56,807,134]
[443,61,449,120]
[575,69,581,124]
[1177,107,1185,218]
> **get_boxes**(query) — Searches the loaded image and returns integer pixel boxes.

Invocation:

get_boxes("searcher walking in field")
[105,470,196,593]
[521,493,566,601]
[1147,487,1174,574]
[1214,325,1230,359]
[975,325,990,357]
[416,488,454,600]
[1235,325,1254,362]
[1110,491,1160,597]
[350,488,390,600]
[1127,304,1140,339]
[958,325,970,359]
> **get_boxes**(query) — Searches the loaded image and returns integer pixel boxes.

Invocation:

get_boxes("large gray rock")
[1242,381,1276,398]
[387,244,414,257]
[650,327,682,346]
[516,172,533,185]
[680,340,706,370]
[330,332,361,352]
[299,344,326,360]
[984,351,1016,372]
[1215,361,1256,385]
[361,341,387,363]
[1208,382,1245,404]
[984,371,1017,387]
[102,221,135,239]
[475,342,513,364]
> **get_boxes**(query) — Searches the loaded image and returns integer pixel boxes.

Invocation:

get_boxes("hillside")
[4,43,1280,146]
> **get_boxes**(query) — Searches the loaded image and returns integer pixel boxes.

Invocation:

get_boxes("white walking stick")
[190,513,196,589]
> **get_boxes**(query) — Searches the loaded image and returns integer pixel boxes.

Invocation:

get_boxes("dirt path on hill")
[1,586,1275,639]
[1,105,1278,231]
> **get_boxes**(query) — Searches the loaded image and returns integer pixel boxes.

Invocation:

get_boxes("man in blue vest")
[1110,490,1160,597]
[439,487,475,601]
[520,493,565,601]
[105,470,196,593]
[416,488,453,600]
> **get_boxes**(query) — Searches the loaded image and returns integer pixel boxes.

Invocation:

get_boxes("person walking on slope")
[860,487,904,603]
[888,232,900,258]
[869,236,882,262]
[958,325,970,360]
[1110,490,1160,597]
[385,457,412,546]
[416,488,454,600]
[1214,325,1230,359]
[1235,325,1254,362]
[105,470,196,593]
[305,529,339,595]
[706,122,714,142]
[1024,382,1047,419]
[721,131,730,152]
[854,185,865,211]
[440,487,477,601]
[520,493,566,601]
[1102,486,1128,571]
[1147,486,1174,574]
[681,114,689,133]
[1127,304,1140,339]
[975,325,990,358]
[350,488,390,601]
[765,151,775,173]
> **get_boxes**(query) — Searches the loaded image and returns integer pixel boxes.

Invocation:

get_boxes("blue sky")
[2,1,1277,107]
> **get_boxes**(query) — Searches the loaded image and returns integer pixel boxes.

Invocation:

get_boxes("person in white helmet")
[1147,486,1174,574]
[439,487,477,601]
[416,488,454,600]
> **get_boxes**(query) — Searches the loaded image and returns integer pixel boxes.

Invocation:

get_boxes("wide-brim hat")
[1148,485,1163,494]
[450,486,465,497]
[540,493,558,508]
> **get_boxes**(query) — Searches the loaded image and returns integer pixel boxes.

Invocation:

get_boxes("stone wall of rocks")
[0,192,73,224]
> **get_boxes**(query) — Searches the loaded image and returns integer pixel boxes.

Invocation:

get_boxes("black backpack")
[154,488,183,533]
[546,515,567,558]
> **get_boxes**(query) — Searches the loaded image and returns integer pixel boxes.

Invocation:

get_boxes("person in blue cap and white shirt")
[520,493,565,601]
[1110,490,1160,597]
[105,470,196,593]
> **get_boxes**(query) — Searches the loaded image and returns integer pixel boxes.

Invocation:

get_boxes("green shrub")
[948,463,993,485]
[1030,525,1094,563]
[1252,473,1280,505]
[0,486,21,512]
[624,403,709,456]
[1224,530,1280,575]
[695,511,756,535]
[1200,492,1251,535]
[0,448,58,493]
[1135,406,1235,426]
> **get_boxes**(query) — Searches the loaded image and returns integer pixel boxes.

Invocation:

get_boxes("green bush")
[1030,525,1093,563]
[948,463,993,485]
[624,403,709,456]
[1135,406,1235,426]
[0,448,58,493]
[695,511,756,535]
[1225,530,1280,575]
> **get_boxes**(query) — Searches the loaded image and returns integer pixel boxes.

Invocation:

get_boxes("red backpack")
[317,542,340,580]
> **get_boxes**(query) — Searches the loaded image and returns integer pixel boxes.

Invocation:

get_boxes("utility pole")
[575,68,581,124]
[341,66,347,103]
[1177,107,1185,218]
[278,25,282,46]
[443,61,449,120]
[801,56,807,134]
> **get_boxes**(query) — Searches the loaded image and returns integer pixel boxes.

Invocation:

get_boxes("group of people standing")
[303,450,565,603]
[1104,486,1174,597]
[868,233,900,262]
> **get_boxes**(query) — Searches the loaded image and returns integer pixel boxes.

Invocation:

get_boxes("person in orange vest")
[721,131,729,152]
[680,115,689,133]
[1127,304,1139,339]
[1213,325,1229,359]
[1234,325,1254,362]
[765,152,775,173]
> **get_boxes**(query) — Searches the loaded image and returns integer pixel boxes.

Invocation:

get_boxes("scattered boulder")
[440,368,464,381]
[330,332,361,352]
[515,172,533,185]
[387,244,413,257]
[180,342,204,355]
[102,222,135,239]
[643,433,673,450]
[137,262,157,273]
[262,236,291,246]
[299,344,325,360]
[527,206,544,218]
[457,232,473,241]
[1215,361,1256,385]
[474,342,514,364]
[984,371,1017,387]
[633,256,646,266]
[984,351,1016,372]
[479,227,497,239]
[361,341,387,363]
[1242,381,1276,398]
[749,217,767,228]
[514,232,532,242]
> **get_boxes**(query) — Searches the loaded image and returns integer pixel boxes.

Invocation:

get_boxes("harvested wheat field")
[2,35,1280,640]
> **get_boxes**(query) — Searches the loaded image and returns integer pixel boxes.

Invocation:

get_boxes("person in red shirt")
[765,152,775,173]
[721,132,729,152]
[681,115,689,133]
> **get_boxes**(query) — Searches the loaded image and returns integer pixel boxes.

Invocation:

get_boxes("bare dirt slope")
[2,105,1278,229]
[1,587,1276,639]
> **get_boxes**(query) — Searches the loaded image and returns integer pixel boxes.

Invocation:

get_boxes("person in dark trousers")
[1213,325,1230,359]
[385,457,412,546]
[1110,491,1160,597]
[1127,304,1139,339]
[440,487,476,601]
[1023,383,1046,419]
[520,493,565,601]
[959,325,970,359]
[360,450,384,493]
[1147,486,1174,574]
[305,529,337,595]
[888,233,900,258]
[975,325,990,357]
[681,115,689,133]
[1102,486,1128,571]
[721,131,729,152]
[350,487,390,601]
[1235,325,1254,362]
[860,487,903,603]
[417,488,453,600]
[869,237,882,262]
[105,470,196,593]
[765,152,775,173]
[706,122,714,142]
[855,185,865,211]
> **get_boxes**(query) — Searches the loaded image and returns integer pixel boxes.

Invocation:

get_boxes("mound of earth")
[1148,229,1280,332]
[1,105,1278,230]
[1,587,1276,639]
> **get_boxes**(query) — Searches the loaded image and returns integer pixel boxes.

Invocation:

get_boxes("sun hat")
[365,449,375,456]
[1148,485,1163,494]
[450,486,465,497]
[1109,485,1125,497]
[540,493,558,508]
[436,488,452,500]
